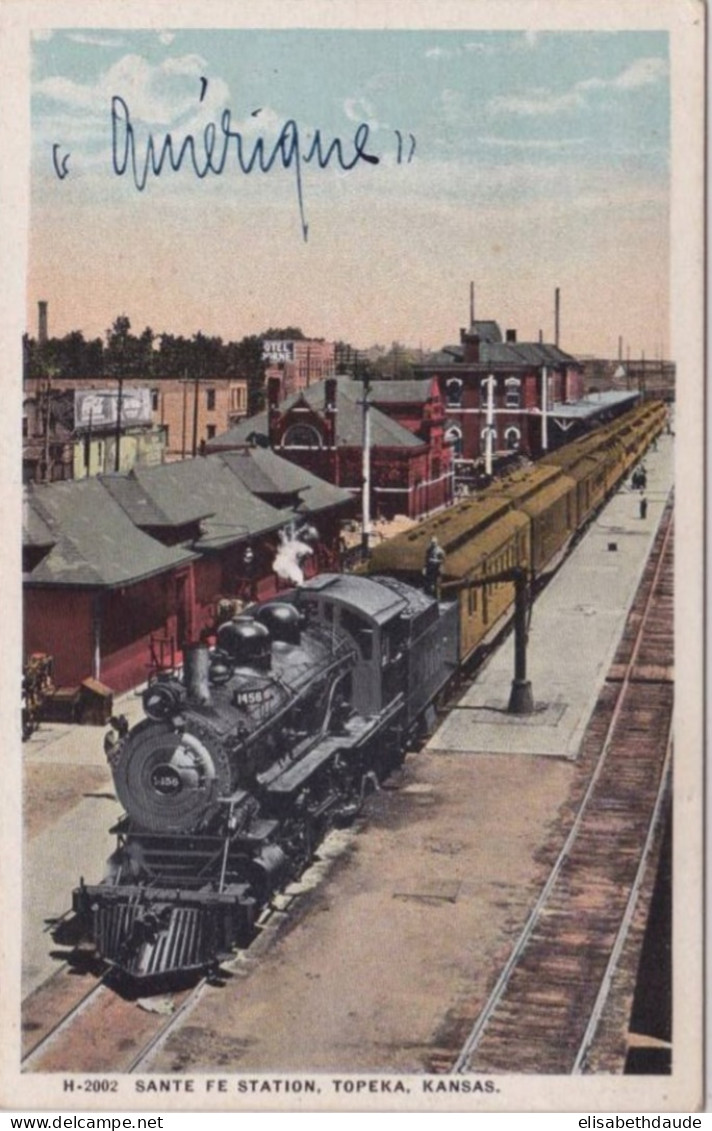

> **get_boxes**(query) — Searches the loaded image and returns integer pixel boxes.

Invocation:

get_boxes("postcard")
[1,0,705,1115]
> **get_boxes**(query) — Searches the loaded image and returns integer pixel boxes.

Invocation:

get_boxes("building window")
[446,378,463,406]
[444,425,463,457]
[505,377,521,408]
[283,424,322,449]
[151,388,160,411]
[206,424,216,440]
[505,426,521,451]
[206,388,216,411]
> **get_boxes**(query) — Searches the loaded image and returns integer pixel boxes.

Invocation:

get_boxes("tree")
[261,326,306,341]
[226,335,265,416]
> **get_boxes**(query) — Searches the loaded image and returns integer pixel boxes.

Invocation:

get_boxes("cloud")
[35,52,231,130]
[463,41,496,56]
[489,88,585,117]
[488,55,668,118]
[67,33,125,49]
[613,57,668,89]
[478,134,585,150]
[343,96,382,130]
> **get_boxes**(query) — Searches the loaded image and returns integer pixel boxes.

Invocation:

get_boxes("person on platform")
[424,536,445,597]
[104,714,129,764]
[639,492,648,520]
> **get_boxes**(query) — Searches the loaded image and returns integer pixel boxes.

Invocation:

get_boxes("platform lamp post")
[447,566,535,715]
[507,568,534,715]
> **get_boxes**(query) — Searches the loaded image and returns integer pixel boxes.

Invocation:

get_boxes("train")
[65,399,666,985]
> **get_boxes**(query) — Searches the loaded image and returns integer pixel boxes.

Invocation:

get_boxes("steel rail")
[451,500,673,1075]
[125,978,208,1074]
[21,978,110,1069]
[571,737,673,1073]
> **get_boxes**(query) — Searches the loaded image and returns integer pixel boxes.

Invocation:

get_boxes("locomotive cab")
[294,574,410,716]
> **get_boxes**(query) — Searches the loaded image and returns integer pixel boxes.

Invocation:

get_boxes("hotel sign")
[262,340,295,363]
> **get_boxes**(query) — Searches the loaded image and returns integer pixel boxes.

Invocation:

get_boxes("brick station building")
[416,320,586,464]
[24,451,352,694]
[206,375,454,520]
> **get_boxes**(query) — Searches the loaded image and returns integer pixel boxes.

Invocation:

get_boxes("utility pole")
[541,365,549,453]
[361,359,372,559]
[114,369,124,472]
[484,374,495,477]
[182,375,188,459]
[192,361,200,458]
[41,373,52,483]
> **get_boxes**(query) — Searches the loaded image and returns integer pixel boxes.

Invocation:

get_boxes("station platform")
[428,431,673,760]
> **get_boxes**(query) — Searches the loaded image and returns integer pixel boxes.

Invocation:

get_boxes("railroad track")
[20,836,352,1075]
[448,498,674,1076]
[22,968,206,1075]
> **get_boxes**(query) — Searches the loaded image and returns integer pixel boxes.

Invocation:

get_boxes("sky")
[27,26,671,358]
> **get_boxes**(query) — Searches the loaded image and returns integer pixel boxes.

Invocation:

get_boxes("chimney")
[506,329,517,343]
[538,329,543,344]
[554,287,560,348]
[460,327,480,364]
[470,282,475,328]
[38,301,48,346]
[324,377,338,448]
[267,376,281,447]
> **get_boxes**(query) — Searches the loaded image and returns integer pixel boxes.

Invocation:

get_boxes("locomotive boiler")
[71,574,459,982]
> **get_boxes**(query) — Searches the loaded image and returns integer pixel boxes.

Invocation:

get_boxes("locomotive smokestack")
[38,301,48,346]
[184,643,211,705]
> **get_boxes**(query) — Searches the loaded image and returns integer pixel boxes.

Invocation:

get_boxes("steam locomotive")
[71,574,458,982]
[68,400,666,984]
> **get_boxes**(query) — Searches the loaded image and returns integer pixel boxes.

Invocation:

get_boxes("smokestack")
[184,643,211,705]
[470,282,475,328]
[618,335,623,362]
[38,301,48,346]
[554,288,560,348]
[538,329,543,344]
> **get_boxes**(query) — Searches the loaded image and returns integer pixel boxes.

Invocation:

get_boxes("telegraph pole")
[360,358,372,559]
[484,374,495,477]
[114,370,124,472]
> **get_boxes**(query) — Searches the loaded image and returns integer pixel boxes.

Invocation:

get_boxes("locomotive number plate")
[150,764,183,795]
[234,688,273,707]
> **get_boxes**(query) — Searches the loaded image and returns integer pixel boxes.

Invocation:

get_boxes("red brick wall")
[24,589,95,689]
